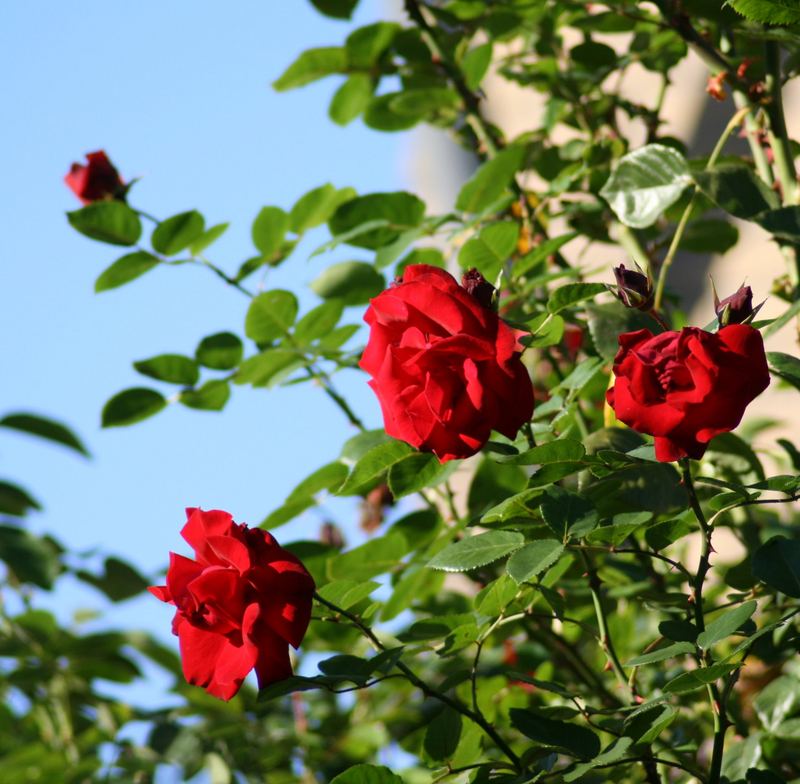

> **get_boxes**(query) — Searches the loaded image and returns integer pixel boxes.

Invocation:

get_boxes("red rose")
[607,325,769,462]
[64,150,125,204]
[360,265,534,462]
[149,508,315,701]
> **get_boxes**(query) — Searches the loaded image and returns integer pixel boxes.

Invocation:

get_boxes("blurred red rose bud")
[65,150,125,204]
[360,483,394,533]
[461,268,497,310]
[713,282,763,326]
[610,263,654,311]
[319,521,345,549]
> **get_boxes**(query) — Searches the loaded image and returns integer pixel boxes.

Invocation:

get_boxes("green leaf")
[428,531,525,572]
[468,458,527,518]
[458,221,519,280]
[0,481,41,516]
[328,192,426,250]
[424,708,462,762]
[329,74,373,125]
[682,218,739,253]
[564,738,633,782]
[0,413,88,456]
[694,164,778,220]
[180,380,230,411]
[67,201,142,246]
[389,88,461,119]
[329,534,408,581]
[509,708,601,759]
[697,600,757,650]
[504,439,585,466]
[330,765,403,784]
[310,0,358,19]
[548,282,606,314]
[388,452,449,498]
[456,145,525,213]
[273,46,348,91]
[462,42,492,90]
[728,0,800,24]
[317,579,380,610]
[754,675,800,731]
[286,461,349,504]
[515,233,578,276]
[151,210,204,255]
[599,143,691,229]
[363,93,421,131]
[752,536,800,597]
[245,290,298,342]
[195,332,243,370]
[586,511,652,546]
[252,206,289,256]
[94,251,160,292]
[523,312,565,349]
[0,525,60,588]
[336,440,413,495]
[189,222,229,255]
[663,662,738,694]
[101,388,166,427]
[768,351,800,390]
[506,540,564,584]
[756,206,800,242]
[290,184,357,233]
[76,556,149,601]
[310,261,385,305]
[294,300,345,344]
[541,486,598,539]
[345,22,399,68]
[235,349,301,387]
[586,301,654,361]
[625,642,695,667]
[133,354,199,385]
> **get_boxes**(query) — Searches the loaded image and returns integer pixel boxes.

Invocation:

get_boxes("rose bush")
[359,264,534,462]
[64,150,125,204]
[149,507,314,700]
[607,324,770,462]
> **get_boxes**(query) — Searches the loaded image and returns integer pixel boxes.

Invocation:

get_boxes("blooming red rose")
[360,265,534,462]
[149,508,315,701]
[607,324,769,462]
[64,150,125,204]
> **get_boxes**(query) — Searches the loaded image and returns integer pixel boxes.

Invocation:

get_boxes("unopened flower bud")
[462,268,497,310]
[319,522,345,549]
[611,263,654,311]
[713,283,762,326]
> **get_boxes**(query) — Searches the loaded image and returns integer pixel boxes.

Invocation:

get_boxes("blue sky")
[0,1,407,642]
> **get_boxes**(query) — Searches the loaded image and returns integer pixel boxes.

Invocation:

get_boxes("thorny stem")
[765,41,798,206]
[680,459,728,784]
[313,592,523,772]
[653,106,752,311]
[580,551,635,701]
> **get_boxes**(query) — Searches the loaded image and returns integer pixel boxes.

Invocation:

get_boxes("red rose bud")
[607,325,769,462]
[64,150,125,204]
[360,265,534,462]
[611,263,654,311]
[149,508,315,701]
[461,268,497,310]
[713,283,762,326]
[706,72,728,102]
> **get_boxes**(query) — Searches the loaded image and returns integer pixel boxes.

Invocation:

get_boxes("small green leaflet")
[428,530,525,572]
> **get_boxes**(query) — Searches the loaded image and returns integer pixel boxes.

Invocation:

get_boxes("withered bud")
[461,268,496,310]
[611,263,654,311]
[319,521,345,549]
[359,483,394,534]
[713,282,763,326]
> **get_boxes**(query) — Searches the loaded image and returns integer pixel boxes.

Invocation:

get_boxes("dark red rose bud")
[65,150,126,204]
[611,263,654,311]
[461,268,497,310]
[713,283,762,326]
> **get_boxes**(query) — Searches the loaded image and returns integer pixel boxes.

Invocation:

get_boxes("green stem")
[580,551,634,701]
[314,592,522,771]
[765,41,798,206]
[653,105,751,310]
